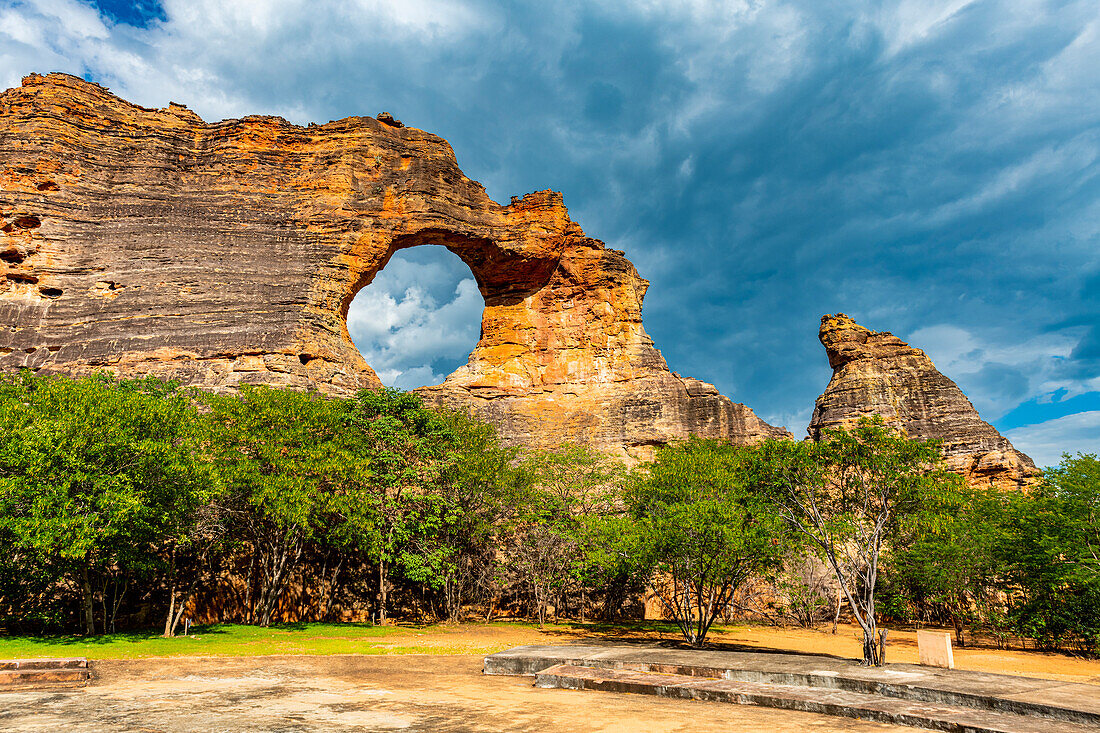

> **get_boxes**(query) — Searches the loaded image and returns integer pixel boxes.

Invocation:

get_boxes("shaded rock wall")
[0,73,788,460]
[809,314,1038,489]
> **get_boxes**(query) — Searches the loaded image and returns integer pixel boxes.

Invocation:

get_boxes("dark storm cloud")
[3,0,1098,465]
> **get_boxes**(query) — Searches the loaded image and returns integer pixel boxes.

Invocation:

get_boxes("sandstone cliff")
[809,314,1038,489]
[0,73,788,460]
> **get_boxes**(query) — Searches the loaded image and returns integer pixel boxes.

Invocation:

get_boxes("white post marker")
[916,630,954,669]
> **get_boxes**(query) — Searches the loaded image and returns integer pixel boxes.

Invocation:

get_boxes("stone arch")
[340,227,557,328]
[335,226,561,391]
[0,74,789,459]
[342,235,495,389]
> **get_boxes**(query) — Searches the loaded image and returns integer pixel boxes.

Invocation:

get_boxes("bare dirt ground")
[1,655,909,732]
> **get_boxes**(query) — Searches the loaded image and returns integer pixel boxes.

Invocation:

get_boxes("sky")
[1,0,1097,467]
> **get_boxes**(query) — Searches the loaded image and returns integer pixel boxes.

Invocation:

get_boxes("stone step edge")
[610,659,1099,726]
[0,658,88,671]
[533,664,1093,733]
[486,654,1097,726]
[0,668,90,691]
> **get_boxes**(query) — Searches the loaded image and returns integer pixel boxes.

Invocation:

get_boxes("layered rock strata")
[0,73,788,460]
[809,314,1038,489]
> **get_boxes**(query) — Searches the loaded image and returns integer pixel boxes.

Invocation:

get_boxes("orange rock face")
[0,73,788,460]
[809,314,1039,490]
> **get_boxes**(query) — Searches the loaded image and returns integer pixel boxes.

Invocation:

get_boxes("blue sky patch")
[86,0,165,28]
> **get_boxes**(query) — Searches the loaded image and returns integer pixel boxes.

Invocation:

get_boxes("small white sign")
[916,630,954,669]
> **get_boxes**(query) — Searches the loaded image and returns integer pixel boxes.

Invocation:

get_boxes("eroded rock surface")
[809,314,1038,489]
[0,73,788,459]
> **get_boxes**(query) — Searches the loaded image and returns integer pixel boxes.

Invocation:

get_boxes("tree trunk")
[99,578,108,635]
[831,585,842,634]
[109,577,126,633]
[243,551,256,625]
[80,565,95,636]
[164,548,177,637]
[256,528,302,626]
[173,604,188,636]
[378,561,388,625]
[862,626,881,666]
[954,618,966,648]
[320,557,342,622]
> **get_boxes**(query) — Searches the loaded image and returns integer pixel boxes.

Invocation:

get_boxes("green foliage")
[395,409,531,621]
[885,453,1100,656]
[3,368,1097,662]
[202,386,372,625]
[510,444,626,623]
[889,479,1003,645]
[750,416,952,665]
[590,438,786,646]
[0,371,215,633]
[1002,454,1100,654]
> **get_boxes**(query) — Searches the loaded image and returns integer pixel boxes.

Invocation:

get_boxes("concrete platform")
[0,655,914,732]
[0,658,89,690]
[485,644,1100,732]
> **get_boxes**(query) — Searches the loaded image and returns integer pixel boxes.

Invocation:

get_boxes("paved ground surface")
[486,643,1100,717]
[0,654,912,732]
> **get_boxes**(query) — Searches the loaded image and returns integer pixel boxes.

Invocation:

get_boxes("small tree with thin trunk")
[752,417,948,666]
[590,438,786,647]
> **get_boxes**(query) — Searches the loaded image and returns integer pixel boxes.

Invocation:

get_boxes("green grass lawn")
[0,619,713,661]
[0,622,481,660]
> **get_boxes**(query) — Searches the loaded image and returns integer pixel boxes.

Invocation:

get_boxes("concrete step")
[485,644,1100,726]
[610,659,1100,726]
[0,659,89,690]
[0,657,87,671]
[534,664,1096,733]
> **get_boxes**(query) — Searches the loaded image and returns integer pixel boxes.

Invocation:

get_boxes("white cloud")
[878,0,979,56]
[905,323,1088,419]
[347,249,483,390]
[1006,411,1100,469]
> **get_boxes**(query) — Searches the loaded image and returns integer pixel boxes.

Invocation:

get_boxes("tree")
[203,386,372,626]
[1002,454,1100,655]
[591,439,785,647]
[752,417,950,665]
[511,444,625,623]
[395,409,531,621]
[890,479,1002,647]
[346,388,451,624]
[0,372,214,635]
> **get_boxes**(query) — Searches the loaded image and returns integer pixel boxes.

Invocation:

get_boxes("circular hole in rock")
[347,245,483,390]
[39,287,63,298]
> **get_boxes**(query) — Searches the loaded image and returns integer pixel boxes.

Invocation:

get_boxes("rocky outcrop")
[0,73,788,460]
[809,314,1038,490]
